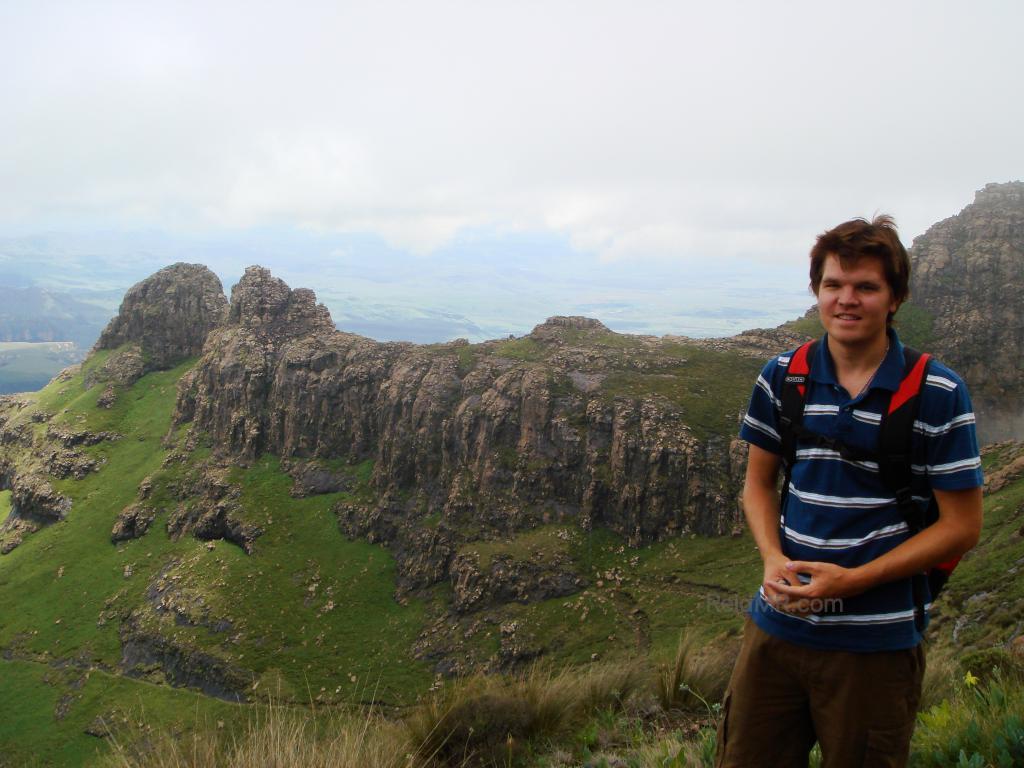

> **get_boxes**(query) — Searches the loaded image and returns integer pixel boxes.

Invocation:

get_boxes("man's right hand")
[761,551,791,606]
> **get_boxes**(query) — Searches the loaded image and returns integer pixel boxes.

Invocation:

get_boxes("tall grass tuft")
[919,647,957,712]
[404,661,645,766]
[102,700,409,768]
[656,630,734,713]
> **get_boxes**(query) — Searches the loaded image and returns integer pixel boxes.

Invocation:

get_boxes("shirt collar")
[810,329,905,393]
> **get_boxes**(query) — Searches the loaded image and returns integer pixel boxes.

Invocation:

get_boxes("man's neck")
[826,330,890,378]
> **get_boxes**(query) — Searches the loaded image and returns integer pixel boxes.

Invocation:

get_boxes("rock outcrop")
[172,268,749,595]
[0,459,73,554]
[908,181,1024,442]
[111,459,262,553]
[95,263,228,373]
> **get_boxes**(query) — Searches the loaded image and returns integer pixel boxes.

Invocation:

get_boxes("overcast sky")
[1,1,1021,340]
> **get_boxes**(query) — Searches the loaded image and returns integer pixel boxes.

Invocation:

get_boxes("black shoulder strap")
[779,340,818,498]
[877,345,932,631]
[877,346,932,530]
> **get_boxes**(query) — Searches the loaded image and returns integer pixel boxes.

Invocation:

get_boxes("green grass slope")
[0,358,431,765]
[0,345,764,766]
[929,442,1024,653]
[16,323,1019,766]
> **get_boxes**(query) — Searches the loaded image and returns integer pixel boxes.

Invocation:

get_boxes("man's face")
[816,254,898,348]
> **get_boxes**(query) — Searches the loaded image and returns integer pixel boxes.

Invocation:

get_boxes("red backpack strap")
[785,339,815,397]
[779,340,818,483]
[888,351,931,415]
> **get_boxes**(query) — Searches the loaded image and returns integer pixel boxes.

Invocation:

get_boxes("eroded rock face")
[0,399,126,552]
[449,551,584,613]
[0,461,73,554]
[95,263,228,373]
[174,283,746,546]
[909,182,1024,442]
[119,612,249,702]
[112,460,262,552]
[171,268,749,595]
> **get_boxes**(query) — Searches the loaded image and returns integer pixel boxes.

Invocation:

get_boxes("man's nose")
[838,285,858,304]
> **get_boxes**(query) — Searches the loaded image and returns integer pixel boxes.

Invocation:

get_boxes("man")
[715,216,983,768]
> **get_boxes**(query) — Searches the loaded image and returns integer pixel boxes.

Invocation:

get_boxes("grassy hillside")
[0,347,762,766]
[3,326,1020,766]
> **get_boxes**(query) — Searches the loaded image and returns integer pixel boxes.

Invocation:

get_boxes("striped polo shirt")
[739,330,983,652]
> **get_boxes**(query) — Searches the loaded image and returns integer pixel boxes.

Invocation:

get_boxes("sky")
[1,0,1022,342]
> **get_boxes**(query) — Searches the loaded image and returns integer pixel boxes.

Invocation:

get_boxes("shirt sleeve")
[915,364,984,491]
[739,357,783,455]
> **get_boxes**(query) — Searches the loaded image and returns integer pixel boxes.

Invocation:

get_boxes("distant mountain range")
[0,286,113,349]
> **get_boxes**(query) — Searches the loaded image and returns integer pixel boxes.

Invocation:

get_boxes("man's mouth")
[835,314,860,321]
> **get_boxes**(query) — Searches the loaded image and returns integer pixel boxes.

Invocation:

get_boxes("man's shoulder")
[753,340,818,392]
[761,342,811,374]
[918,356,969,395]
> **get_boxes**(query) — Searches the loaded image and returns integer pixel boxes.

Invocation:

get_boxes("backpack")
[777,338,960,631]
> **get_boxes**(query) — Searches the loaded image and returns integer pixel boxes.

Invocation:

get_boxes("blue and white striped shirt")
[739,331,983,652]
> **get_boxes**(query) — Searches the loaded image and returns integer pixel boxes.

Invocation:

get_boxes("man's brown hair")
[809,215,910,323]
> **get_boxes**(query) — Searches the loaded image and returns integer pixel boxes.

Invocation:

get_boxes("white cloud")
[0,0,1021,259]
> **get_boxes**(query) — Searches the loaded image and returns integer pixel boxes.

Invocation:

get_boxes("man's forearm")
[776,486,983,602]
[744,481,783,561]
[850,487,983,593]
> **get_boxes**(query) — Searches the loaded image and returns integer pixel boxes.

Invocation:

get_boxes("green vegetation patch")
[893,301,935,350]
[454,524,759,669]
[461,524,576,570]
[492,337,546,362]
[0,659,243,768]
[179,453,434,705]
[0,358,198,664]
[600,344,763,439]
[556,328,646,350]
[934,473,1024,649]
[0,354,433,765]
[779,312,821,339]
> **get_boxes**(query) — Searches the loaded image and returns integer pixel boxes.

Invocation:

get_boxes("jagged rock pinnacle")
[228,266,334,337]
[95,263,228,371]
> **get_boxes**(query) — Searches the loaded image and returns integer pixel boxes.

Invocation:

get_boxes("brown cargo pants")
[715,618,924,768]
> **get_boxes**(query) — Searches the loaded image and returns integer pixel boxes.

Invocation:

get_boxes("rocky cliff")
[908,181,1024,442]
[169,269,751,594]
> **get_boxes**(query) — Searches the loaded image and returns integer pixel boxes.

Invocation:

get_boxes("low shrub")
[911,670,1024,767]
[957,647,1024,684]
